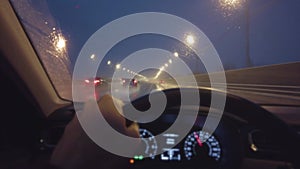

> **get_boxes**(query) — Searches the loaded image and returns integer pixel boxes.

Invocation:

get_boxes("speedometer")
[184,131,221,161]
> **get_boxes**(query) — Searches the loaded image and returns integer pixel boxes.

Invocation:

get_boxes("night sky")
[44,0,300,77]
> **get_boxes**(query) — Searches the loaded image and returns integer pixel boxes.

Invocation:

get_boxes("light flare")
[218,0,245,16]
[55,35,66,51]
[115,64,121,69]
[186,34,195,45]
[174,52,179,57]
[90,54,96,60]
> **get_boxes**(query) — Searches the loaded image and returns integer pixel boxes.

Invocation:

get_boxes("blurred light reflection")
[186,34,195,45]
[218,0,245,16]
[174,52,179,57]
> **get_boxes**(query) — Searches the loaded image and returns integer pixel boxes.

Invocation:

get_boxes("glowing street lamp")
[56,35,66,50]
[218,0,244,12]
[90,54,96,60]
[174,52,179,57]
[218,0,251,66]
[53,34,66,53]
[107,60,111,65]
[186,34,195,45]
[115,64,121,70]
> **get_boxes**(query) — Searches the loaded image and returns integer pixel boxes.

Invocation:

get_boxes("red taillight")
[94,79,102,86]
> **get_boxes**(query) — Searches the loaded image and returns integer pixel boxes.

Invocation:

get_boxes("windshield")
[10,0,300,101]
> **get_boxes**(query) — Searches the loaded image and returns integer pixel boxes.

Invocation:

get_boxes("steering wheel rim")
[125,87,300,168]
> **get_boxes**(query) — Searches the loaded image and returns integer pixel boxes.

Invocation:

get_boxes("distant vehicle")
[84,77,104,86]
[121,78,138,87]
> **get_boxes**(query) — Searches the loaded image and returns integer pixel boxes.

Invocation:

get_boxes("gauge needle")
[194,132,203,147]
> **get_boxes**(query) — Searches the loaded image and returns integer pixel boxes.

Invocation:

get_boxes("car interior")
[0,0,300,169]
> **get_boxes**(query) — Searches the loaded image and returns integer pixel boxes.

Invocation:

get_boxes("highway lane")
[74,62,300,106]
[197,62,300,125]
[72,62,300,125]
[170,62,300,105]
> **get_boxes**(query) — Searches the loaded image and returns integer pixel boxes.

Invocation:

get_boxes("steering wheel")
[124,88,300,168]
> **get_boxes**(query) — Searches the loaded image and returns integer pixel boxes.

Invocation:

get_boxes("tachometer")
[184,131,221,161]
[138,128,158,159]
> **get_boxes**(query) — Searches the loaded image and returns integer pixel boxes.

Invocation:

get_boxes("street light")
[245,0,252,67]
[218,0,252,67]
[90,54,96,60]
[174,52,179,57]
[218,0,244,12]
[56,36,66,50]
[53,33,66,53]
[115,64,121,70]
[186,34,195,45]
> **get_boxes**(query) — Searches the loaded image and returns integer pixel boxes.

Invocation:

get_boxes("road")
[73,62,300,125]
[189,62,300,125]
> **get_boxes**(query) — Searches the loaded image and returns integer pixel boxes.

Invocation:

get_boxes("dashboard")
[43,88,299,169]
[119,88,299,169]
[127,111,244,169]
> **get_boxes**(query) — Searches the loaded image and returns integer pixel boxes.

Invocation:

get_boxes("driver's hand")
[50,94,140,169]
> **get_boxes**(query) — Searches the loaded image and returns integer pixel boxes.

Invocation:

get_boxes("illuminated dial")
[184,131,221,161]
[139,129,158,159]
